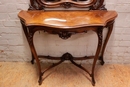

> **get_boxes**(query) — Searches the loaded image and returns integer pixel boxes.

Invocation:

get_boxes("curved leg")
[91,27,103,86]
[21,21,35,64]
[30,39,42,84]
[100,22,114,65]
[28,30,43,85]
[21,22,42,85]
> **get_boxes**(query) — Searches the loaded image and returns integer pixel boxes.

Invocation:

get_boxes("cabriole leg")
[21,21,42,85]
[91,27,103,86]
[100,22,114,65]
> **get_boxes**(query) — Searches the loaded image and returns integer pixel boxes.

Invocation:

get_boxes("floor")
[0,62,130,87]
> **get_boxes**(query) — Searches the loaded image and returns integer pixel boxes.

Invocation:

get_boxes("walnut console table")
[18,0,117,86]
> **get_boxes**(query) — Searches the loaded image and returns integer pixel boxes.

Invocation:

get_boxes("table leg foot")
[92,81,95,86]
[31,54,35,64]
[38,75,43,85]
[90,74,95,86]
[31,59,34,64]
[99,56,104,65]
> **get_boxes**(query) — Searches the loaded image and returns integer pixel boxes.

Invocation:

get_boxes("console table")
[18,0,117,86]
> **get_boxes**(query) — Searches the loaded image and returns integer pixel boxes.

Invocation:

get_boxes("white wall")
[0,0,130,64]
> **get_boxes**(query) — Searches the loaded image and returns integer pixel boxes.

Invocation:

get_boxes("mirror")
[36,0,96,8]
[29,0,105,10]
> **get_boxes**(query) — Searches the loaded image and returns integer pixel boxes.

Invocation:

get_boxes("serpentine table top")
[18,10,117,28]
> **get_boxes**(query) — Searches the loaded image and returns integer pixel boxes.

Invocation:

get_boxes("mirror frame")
[29,0,106,10]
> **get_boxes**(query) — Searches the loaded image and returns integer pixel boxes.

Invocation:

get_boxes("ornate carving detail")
[61,2,72,9]
[61,52,73,60]
[97,28,103,46]
[29,0,37,10]
[28,32,33,45]
[28,5,36,10]
[59,31,73,39]
[98,5,107,10]
[92,0,107,10]
[28,0,44,10]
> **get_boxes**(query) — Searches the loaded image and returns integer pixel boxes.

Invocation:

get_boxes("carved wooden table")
[18,10,117,86]
[18,0,117,86]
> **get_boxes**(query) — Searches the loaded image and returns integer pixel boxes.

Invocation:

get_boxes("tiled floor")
[0,62,130,87]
